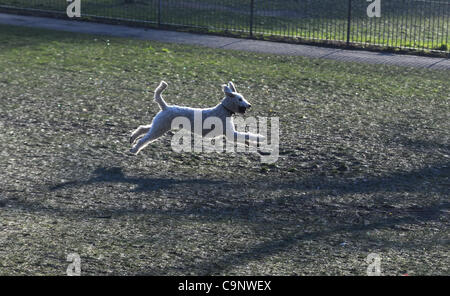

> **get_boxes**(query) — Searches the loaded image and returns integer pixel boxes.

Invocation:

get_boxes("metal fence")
[0,0,449,52]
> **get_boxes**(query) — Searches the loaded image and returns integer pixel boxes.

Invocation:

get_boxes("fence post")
[346,0,352,45]
[250,0,254,37]
[158,0,161,27]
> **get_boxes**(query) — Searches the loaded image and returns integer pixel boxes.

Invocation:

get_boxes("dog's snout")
[248,104,252,108]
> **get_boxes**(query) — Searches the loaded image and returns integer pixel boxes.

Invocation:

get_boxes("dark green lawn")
[0,24,448,275]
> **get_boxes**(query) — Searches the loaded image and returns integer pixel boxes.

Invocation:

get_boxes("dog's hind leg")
[130,124,151,144]
[130,124,170,155]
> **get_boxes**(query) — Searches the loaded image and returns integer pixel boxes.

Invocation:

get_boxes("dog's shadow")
[51,166,225,192]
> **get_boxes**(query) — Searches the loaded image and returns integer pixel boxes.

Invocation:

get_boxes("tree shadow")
[269,162,449,196]
[6,161,449,275]
[24,161,449,225]
[189,201,449,275]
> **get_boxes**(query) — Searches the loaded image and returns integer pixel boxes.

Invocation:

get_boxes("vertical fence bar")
[408,0,413,48]
[432,0,436,49]
[404,0,410,48]
[158,0,161,27]
[445,1,450,52]
[442,0,447,49]
[249,0,254,37]
[346,0,352,45]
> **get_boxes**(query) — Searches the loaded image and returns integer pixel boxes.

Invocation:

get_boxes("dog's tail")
[154,81,168,110]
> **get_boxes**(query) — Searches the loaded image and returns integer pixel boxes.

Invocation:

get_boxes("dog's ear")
[228,81,236,92]
[222,84,233,96]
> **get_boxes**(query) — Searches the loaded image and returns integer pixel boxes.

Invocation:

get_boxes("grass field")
[0,0,449,51]
[0,24,449,275]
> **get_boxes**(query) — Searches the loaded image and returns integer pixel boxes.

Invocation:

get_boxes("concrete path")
[1,13,449,70]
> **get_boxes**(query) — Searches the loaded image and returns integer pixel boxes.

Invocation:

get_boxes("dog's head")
[221,81,251,114]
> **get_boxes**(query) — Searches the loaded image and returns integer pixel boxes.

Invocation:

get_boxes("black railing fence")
[0,0,449,52]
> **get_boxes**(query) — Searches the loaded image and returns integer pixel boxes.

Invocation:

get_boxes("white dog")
[129,81,265,155]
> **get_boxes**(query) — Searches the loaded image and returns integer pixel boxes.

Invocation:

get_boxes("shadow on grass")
[0,23,108,51]
[5,162,449,274]
[274,162,449,195]
[50,166,226,192]
[192,202,450,275]
[50,160,449,194]
[32,161,448,225]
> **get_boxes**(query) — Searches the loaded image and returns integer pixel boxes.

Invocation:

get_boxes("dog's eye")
[229,94,235,98]
[239,98,243,102]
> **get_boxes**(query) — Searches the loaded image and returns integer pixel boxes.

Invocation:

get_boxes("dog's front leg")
[231,131,265,147]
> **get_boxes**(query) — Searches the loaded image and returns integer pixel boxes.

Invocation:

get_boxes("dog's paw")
[129,147,138,155]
